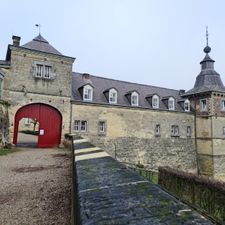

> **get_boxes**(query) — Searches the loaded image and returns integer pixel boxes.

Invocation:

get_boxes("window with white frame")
[83,85,93,101]
[187,126,191,137]
[200,99,207,111]
[184,99,190,112]
[131,92,139,106]
[109,89,117,104]
[33,62,55,79]
[98,121,107,134]
[74,120,87,132]
[152,95,159,109]
[155,124,160,136]
[171,125,179,136]
[0,73,3,99]
[168,97,175,110]
[221,100,225,111]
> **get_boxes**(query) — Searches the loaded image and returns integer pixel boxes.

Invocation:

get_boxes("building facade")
[0,34,225,180]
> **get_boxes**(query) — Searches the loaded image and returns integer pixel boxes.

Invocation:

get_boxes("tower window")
[83,85,93,101]
[152,95,159,109]
[221,100,225,111]
[168,97,175,110]
[171,125,179,137]
[32,61,55,80]
[200,99,207,111]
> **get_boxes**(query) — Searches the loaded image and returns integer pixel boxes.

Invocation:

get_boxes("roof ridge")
[73,72,181,93]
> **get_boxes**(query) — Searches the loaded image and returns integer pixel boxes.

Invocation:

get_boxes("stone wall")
[72,102,197,172]
[0,101,9,147]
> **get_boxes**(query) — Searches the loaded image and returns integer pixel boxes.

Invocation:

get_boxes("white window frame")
[83,85,93,102]
[155,124,160,136]
[131,92,139,106]
[74,120,87,132]
[200,99,207,111]
[109,88,117,104]
[98,121,107,135]
[152,95,159,109]
[168,97,175,110]
[187,126,191,137]
[221,100,225,111]
[184,99,190,112]
[171,125,179,137]
[0,73,3,99]
[32,61,55,80]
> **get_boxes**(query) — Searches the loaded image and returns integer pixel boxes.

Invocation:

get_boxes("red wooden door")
[13,103,62,148]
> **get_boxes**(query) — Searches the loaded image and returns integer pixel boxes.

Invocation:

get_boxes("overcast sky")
[1,0,225,90]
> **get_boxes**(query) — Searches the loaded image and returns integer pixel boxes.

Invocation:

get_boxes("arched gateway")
[13,103,62,148]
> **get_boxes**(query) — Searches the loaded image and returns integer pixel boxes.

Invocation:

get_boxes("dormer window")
[32,61,55,80]
[83,84,93,101]
[168,97,175,110]
[131,92,139,106]
[200,99,207,111]
[184,99,190,112]
[152,95,159,108]
[109,88,117,104]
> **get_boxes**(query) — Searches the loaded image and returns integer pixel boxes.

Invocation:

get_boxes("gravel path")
[0,148,72,225]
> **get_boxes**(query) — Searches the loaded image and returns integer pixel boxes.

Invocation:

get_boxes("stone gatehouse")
[1,33,225,180]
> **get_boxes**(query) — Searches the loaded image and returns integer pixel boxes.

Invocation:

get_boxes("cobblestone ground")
[0,147,72,225]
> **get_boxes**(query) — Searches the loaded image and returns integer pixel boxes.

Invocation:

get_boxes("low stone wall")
[158,166,225,224]
[88,136,197,172]
[0,101,9,147]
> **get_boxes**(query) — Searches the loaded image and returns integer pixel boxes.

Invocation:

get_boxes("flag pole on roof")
[35,24,41,35]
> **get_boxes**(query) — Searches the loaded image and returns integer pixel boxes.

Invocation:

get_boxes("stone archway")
[13,103,62,148]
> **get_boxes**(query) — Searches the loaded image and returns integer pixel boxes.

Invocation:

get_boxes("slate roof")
[72,72,188,112]
[22,34,62,55]
[184,47,225,96]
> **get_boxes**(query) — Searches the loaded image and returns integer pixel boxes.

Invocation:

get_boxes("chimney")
[82,73,90,80]
[179,89,185,95]
[12,35,21,46]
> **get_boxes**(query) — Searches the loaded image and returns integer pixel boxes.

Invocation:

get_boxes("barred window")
[171,125,179,136]
[155,124,160,136]
[33,62,55,80]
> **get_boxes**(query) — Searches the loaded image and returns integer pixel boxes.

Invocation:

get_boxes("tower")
[183,29,225,180]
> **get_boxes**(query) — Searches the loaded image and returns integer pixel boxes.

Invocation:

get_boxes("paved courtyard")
[0,147,72,225]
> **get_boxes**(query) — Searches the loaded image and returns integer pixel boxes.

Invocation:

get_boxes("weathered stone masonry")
[0,101,9,147]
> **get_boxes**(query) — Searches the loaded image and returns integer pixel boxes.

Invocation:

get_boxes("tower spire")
[204,26,211,54]
[206,26,209,46]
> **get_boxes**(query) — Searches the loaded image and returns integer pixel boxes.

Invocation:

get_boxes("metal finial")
[204,26,211,54]
[35,24,41,35]
[206,26,209,46]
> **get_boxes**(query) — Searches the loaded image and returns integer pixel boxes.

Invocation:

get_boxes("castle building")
[0,33,225,180]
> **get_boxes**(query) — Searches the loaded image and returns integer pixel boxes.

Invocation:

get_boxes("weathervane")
[35,24,41,35]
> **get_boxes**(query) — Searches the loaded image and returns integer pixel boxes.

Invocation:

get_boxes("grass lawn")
[0,148,20,156]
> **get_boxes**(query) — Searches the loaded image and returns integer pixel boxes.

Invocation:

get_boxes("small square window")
[187,126,191,137]
[171,125,179,137]
[200,99,207,111]
[155,124,160,136]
